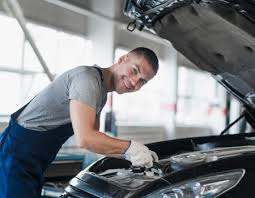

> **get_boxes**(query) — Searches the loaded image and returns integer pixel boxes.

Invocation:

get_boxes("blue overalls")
[0,102,74,197]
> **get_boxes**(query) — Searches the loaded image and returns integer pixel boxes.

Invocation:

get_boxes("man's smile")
[123,77,131,90]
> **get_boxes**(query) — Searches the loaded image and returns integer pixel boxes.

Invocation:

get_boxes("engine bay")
[79,143,255,190]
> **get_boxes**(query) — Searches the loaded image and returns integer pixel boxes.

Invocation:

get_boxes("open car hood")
[124,0,255,124]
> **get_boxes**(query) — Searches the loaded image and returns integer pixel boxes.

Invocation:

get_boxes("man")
[0,47,159,197]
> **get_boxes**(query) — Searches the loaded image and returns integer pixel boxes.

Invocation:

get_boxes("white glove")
[124,140,159,168]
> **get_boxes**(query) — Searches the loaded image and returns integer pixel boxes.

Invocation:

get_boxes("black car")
[62,0,255,197]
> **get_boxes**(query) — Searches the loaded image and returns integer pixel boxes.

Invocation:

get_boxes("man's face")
[112,53,156,94]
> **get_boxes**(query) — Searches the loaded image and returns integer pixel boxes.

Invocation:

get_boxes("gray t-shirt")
[16,65,107,131]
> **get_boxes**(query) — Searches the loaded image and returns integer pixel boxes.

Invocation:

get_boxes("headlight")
[145,169,245,198]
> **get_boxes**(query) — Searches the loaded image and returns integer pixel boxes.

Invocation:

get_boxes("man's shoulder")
[73,65,101,74]
[57,65,98,80]
[65,65,102,86]
[68,65,96,74]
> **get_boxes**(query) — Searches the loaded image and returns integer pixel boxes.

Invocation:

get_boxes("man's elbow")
[75,136,94,150]
[76,138,88,149]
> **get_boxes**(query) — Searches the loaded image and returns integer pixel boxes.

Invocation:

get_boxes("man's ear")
[118,54,128,64]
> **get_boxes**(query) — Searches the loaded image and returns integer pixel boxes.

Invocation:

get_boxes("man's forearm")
[78,129,130,155]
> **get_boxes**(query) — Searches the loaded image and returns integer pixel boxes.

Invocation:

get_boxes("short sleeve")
[68,71,101,110]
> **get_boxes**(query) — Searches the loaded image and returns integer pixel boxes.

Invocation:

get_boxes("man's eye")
[133,68,138,74]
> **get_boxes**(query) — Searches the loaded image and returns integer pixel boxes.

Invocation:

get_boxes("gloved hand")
[124,140,159,168]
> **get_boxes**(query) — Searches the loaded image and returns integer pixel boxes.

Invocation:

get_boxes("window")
[0,14,23,69]
[0,14,93,120]
[0,72,22,115]
[24,23,93,74]
[176,66,226,132]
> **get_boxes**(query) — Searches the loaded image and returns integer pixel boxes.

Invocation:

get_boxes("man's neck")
[102,66,114,92]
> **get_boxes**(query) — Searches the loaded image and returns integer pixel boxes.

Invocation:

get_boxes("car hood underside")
[150,0,255,114]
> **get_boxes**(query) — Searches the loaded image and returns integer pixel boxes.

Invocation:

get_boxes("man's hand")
[124,140,159,168]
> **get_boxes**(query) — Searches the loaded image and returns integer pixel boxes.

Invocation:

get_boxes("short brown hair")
[129,47,159,74]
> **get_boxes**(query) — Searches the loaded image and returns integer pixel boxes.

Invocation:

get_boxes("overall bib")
[0,103,74,197]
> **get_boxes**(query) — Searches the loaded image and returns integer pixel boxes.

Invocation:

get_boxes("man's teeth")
[124,79,130,89]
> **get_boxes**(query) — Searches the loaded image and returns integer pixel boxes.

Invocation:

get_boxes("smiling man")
[110,50,156,94]
[0,47,159,198]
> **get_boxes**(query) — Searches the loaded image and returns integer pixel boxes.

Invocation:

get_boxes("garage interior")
[0,0,250,197]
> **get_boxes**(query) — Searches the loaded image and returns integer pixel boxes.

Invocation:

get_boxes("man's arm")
[70,99,129,155]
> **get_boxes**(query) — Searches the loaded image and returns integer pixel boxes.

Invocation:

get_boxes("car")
[61,0,255,197]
